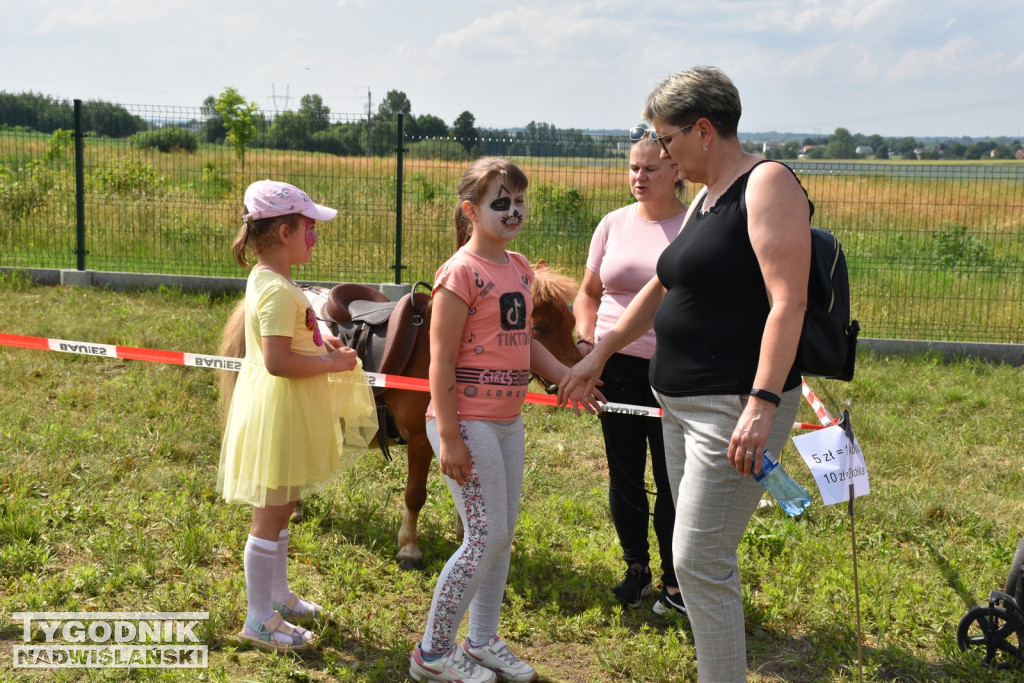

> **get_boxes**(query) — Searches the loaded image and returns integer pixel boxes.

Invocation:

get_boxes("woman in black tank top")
[559,66,811,682]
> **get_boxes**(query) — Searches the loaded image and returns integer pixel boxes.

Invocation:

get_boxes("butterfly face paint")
[305,227,318,249]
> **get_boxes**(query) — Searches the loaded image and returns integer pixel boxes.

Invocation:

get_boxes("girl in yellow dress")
[219,179,374,652]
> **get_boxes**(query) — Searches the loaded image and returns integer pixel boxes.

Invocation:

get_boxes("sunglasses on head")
[628,120,725,148]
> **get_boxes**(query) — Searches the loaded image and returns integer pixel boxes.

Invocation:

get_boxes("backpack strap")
[738,159,814,221]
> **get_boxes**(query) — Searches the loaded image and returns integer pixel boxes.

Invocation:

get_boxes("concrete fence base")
[3,267,1022,367]
[1,267,412,301]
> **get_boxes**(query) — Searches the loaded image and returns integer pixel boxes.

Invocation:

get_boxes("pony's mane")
[532,260,578,304]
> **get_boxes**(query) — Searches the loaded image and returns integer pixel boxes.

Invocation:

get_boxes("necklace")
[702,152,747,213]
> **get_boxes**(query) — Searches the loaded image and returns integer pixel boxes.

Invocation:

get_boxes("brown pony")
[218,260,581,569]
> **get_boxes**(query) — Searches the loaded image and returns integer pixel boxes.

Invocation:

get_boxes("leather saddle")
[311,281,432,460]
[319,282,431,392]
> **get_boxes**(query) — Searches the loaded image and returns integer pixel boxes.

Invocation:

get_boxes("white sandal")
[272,592,326,622]
[237,611,316,653]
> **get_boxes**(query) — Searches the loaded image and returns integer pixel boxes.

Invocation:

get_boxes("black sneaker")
[652,589,687,617]
[612,564,652,607]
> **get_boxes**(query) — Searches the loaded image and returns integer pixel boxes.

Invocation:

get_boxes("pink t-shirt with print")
[426,248,534,422]
[586,204,684,359]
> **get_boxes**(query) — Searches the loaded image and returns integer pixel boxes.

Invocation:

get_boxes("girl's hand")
[327,346,358,373]
[323,335,344,351]
[439,437,472,485]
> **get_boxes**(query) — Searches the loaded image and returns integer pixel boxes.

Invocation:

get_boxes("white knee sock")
[244,535,278,625]
[270,528,321,617]
[271,529,290,605]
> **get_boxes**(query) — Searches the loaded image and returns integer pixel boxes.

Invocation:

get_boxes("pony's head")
[530,259,582,369]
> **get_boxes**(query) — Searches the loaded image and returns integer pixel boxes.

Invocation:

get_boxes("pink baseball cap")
[242,179,338,222]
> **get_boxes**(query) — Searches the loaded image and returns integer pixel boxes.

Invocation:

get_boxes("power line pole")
[366,88,372,158]
[269,84,291,114]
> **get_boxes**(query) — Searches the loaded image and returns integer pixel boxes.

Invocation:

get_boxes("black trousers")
[598,352,677,589]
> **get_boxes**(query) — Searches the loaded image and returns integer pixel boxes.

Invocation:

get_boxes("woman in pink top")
[573,134,688,616]
[409,158,600,683]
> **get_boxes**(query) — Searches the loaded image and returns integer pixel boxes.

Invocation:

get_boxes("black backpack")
[740,161,859,381]
[801,227,859,381]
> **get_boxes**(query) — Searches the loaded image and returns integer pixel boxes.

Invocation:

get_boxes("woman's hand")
[439,436,472,485]
[728,396,776,476]
[556,354,606,412]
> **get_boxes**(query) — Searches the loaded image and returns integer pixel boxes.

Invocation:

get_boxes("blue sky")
[1,0,1022,138]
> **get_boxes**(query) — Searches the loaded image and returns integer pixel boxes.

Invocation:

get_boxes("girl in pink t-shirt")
[409,159,599,683]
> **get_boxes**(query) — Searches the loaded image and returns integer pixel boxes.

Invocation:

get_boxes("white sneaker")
[462,636,538,682]
[409,644,496,683]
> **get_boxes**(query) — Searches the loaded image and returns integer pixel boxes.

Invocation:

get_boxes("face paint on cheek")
[305,228,318,249]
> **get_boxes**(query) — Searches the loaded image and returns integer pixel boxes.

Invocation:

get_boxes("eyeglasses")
[650,123,696,152]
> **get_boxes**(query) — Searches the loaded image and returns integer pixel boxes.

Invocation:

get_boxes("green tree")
[298,94,330,134]
[889,137,919,159]
[214,87,260,171]
[267,111,309,150]
[451,111,478,153]
[378,90,412,117]
[416,114,447,138]
[991,143,1016,160]
[200,96,226,143]
[824,127,857,159]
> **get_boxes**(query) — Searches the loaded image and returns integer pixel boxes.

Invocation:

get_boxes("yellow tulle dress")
[218,269,377,507]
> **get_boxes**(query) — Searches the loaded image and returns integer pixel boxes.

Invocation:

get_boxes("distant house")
[762,140,782,154]
[855,145,874,157]
[1017,148,1024,160]
[797,144,818,158]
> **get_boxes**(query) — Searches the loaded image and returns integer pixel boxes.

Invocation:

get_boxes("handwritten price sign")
[791,425,869,505]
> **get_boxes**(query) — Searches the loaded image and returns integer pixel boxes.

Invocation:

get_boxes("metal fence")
[1,99,1023,343]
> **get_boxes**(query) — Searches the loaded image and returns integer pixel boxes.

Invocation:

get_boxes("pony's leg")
[396,430,431,570]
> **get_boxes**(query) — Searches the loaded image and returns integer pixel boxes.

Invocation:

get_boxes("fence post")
[73,99,86,271]
[392,113,407,285]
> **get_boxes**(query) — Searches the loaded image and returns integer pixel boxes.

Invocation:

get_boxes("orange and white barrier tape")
[800,379,838,428]
[0,332,836,426]
[0,333,660,417]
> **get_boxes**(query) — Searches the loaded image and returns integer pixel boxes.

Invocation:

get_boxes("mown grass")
[0,274,1023,681]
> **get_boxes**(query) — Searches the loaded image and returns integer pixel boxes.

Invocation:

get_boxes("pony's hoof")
[397,557,425,571]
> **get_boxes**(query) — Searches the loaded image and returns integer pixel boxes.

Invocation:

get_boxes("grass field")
[1,275,1023,681]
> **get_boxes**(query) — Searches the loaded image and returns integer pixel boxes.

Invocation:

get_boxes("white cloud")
[1,0,1022,136]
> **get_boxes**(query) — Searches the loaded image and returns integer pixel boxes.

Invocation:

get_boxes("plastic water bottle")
[752,449,811,517]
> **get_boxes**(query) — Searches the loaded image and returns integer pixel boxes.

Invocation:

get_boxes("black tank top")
[650,161,803,397]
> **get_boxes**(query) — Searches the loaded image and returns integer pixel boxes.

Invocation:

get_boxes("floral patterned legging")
[421,417,525,654]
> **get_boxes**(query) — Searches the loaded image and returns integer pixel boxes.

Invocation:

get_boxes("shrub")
[131,127,198,153]
[200,161,232,197]
[93,155,161,195]
[933,224,988,267]
[531,184,599,231]
[0,160,54,219]
[46,128,74,162]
